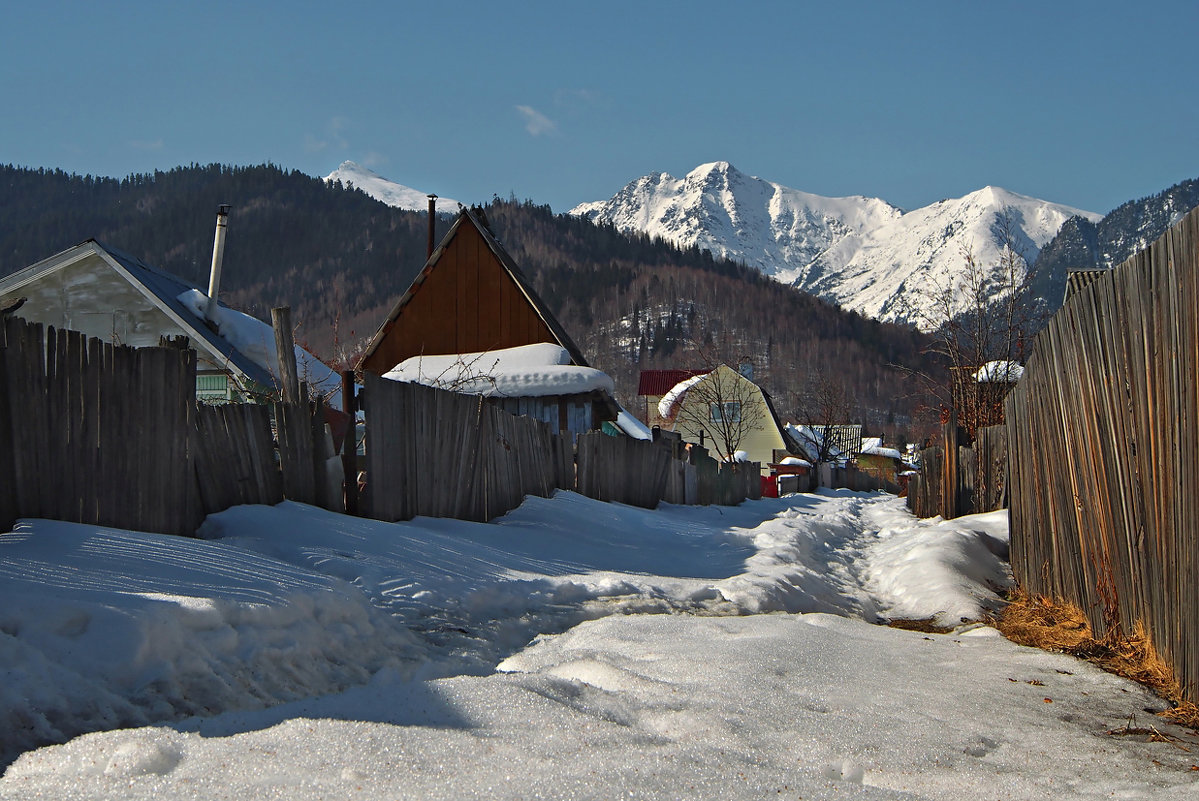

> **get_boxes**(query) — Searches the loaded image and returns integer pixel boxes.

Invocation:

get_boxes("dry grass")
[998,589,1199,730]
[886,617,956,634]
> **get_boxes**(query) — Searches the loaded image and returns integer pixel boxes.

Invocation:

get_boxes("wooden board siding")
[360,221,560,375]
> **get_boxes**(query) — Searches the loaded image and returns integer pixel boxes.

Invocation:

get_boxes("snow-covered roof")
[384,343,615,398]
[614,408,653,441]
[973,360,1024,383]
[859,437,903,461]
[784,423,862,464]
[657,372,709,420]
[778,456,812,468]
[176,289,340,401]
[0,239,341,404]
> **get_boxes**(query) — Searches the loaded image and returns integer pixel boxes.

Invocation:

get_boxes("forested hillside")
[0,164,943,440]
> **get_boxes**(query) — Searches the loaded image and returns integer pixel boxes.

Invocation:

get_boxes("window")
[710,401,741,424]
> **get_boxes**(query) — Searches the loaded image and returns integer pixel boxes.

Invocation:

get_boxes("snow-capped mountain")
[572,162,1101,329]
[324,161,460,213]
[1031,176,1199,306]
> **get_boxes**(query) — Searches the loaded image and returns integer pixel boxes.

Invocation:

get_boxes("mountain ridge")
[571,162,1101,329]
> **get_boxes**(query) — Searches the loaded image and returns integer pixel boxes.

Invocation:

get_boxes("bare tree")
[906,208,1040,440]
[666,364,768,462]
[791,365,858,463]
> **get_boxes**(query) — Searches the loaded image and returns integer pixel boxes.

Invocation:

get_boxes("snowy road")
[2,490,1197,799]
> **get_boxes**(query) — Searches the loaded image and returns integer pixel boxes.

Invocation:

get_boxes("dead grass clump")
[996,589,1092,651]
[998,590,1199,731]
[886,617,955,634]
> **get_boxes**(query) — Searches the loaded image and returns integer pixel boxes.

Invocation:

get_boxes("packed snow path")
[2,490,1197,798]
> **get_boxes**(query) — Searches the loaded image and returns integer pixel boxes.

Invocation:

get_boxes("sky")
[2,1,1197,216]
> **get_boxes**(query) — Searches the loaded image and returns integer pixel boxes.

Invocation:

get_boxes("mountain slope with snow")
[324,161,460,213]
[572,163,1101,329]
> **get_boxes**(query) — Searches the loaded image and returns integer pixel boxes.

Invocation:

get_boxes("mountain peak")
[323,162,460,213]
[571,165,1101,330]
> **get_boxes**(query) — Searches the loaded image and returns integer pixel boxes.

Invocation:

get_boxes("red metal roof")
[637,369,706,396]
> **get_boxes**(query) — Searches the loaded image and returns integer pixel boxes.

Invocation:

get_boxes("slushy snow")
[2,491,1197,799]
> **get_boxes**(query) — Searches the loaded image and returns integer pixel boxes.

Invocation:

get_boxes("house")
[384,343,628,438]
[0,238,338,403]
[357,207,590,376]
[637,369,706,428]
[657,364,798,474]
[856,436,904,485]
[358,208,638,437]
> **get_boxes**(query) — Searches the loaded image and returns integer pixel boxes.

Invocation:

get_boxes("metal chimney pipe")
[205,204,231,323]
[426,194,437,259]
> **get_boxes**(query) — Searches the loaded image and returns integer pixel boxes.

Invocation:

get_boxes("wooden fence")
[361,374,572,523]
[1005,204,1199,700]
[358,374,762,522]
[0,316,338,536]
[906,421,1008,520]
[0,317,199,535]
[1,315,778,540]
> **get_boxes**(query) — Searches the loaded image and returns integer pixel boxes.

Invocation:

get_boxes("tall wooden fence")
[0,317,199,535]
[1,315,775,539]
[0,316,339,536]
[907,421,1008,520]
[1006,205,1199,700]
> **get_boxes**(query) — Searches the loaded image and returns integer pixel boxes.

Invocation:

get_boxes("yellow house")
[658,364,795,475]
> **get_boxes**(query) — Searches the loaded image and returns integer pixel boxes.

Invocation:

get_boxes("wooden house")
[360,209,624,436]
[0,239,336,402]
[358,208,589,375]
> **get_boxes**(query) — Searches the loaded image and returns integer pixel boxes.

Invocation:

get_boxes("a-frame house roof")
[356,208,590,375]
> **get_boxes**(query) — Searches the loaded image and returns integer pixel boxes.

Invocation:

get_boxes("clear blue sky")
[3,0,1195,215]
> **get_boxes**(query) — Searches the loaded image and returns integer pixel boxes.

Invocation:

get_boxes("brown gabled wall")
[360,220,559,375]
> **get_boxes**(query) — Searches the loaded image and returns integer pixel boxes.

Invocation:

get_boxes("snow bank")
[4,491,1197,798]
[7,613,1195,800]
[0,519,421,763]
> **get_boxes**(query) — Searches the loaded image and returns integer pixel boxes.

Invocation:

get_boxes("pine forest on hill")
[0,163,945,442]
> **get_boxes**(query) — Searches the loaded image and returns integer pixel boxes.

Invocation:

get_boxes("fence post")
[943,411,959,519]
[271,306,300,405]
[341,370,359,516]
